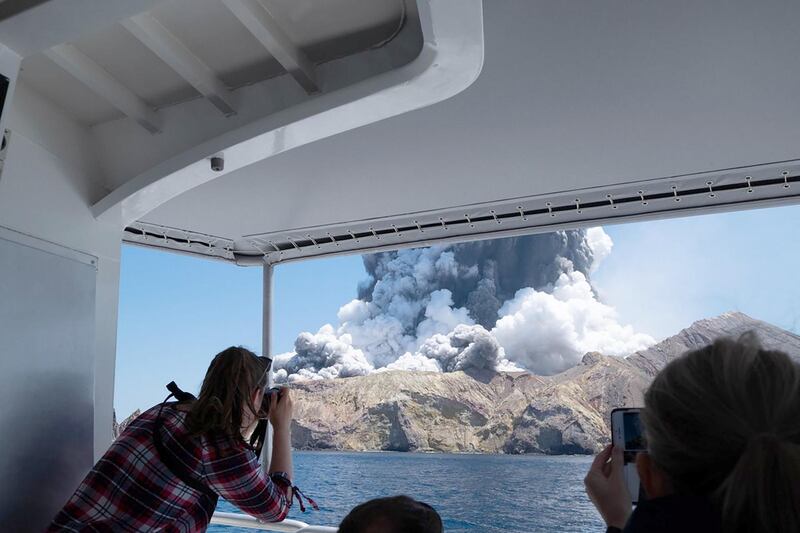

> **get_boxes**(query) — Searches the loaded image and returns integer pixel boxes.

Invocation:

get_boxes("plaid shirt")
[48,404,291,532]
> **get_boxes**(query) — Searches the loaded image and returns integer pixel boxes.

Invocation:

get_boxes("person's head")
[338,495,443,533]
[637,332,800,532]
[185,346,271,445]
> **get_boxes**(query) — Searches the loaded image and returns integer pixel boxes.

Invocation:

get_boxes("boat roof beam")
[122,13,237,117]
[44,43,162,133]
[222,0,319,94]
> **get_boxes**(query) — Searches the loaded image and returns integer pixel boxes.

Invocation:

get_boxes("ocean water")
[210,451,604,533]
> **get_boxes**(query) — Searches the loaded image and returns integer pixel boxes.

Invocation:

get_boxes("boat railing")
[210,512,337,532]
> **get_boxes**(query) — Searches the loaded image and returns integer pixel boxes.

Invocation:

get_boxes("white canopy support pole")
[222,0,319,94]
[44,44,162,134]
[122,13,237,117]
[260,263,274,473]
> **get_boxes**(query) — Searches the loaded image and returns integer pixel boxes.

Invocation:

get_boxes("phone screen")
[623,411,646,451]
[611,408,647,504]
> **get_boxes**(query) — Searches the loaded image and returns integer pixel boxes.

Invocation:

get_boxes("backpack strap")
[153,382,218,502]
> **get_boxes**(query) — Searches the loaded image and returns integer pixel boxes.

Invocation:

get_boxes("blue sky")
[115,249,366,419]
[594,204,800,339]
[114,204,800,419]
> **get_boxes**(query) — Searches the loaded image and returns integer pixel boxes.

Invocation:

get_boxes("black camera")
[257,387,282,417]
[267,387,283,401]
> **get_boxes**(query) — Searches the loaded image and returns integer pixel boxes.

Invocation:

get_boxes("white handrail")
[210,512,337,532]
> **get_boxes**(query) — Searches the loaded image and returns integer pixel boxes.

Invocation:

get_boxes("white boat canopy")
[4,0,799,267]
[133,0,800,266]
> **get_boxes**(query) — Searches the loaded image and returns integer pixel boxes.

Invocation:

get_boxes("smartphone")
[610,407,647,504]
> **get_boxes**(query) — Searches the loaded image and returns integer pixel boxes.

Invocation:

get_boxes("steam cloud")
[273,228,654,382]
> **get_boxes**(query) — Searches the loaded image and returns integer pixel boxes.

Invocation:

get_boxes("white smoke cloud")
[273,227,654,381]
[585,227,613,272]
[383,352,442,373]
[491,267,655,374]
[415,289,475,343]
[277,325,374,382]
[417,324,522,372]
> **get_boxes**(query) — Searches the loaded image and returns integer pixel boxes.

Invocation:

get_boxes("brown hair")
[338,495,443,533]
[185,346,270,447]
[642,332,800,532]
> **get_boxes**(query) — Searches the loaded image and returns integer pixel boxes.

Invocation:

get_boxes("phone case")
[610,407,645,504]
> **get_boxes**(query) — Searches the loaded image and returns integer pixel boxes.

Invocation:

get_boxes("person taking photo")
[48,346,296,532]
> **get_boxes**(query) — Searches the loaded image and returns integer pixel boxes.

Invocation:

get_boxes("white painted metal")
[92,0,481,225]
[1,82,125,461]
[223,0,319,93]
[124,161,800,266]
[260,0,407,58]
[236,161,800,265]
[0,226,98,267]
[123,221,237,262]
[138,0,800,255]
[122,13,237,117]
[0,0,165,56]
[0,230,96,531]
[12,0,421,206]
[44,44,161,133]
[260,264,274,472]
[17,54,124,125]
[210,512,337,532]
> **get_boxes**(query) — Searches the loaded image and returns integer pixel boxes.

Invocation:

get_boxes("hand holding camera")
[266,386,293,431]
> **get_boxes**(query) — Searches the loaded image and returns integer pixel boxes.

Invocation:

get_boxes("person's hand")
[584,445,632,529]
[268,387,293,431]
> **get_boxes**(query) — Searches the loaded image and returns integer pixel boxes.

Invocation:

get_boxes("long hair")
[185,346,270,448]
[642,332,800,532]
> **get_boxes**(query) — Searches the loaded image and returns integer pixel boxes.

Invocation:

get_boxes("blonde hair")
[642,332,800,532]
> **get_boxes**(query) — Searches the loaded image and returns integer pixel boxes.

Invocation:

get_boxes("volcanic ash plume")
[273,228,654,382]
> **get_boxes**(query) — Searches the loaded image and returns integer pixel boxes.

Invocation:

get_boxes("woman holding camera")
[48,346,296,532]
[585,334,800,533]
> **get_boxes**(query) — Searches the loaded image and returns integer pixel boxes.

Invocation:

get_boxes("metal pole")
[260,263,274,473]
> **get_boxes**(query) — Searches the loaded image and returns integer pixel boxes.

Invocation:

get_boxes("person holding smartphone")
[585,333,800,533]
[48,346,298,531]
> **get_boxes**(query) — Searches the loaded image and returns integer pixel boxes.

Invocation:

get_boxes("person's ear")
[252,387,263,408]
[636,452,672,499]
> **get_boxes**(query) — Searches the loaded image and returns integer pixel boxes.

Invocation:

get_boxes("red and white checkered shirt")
[47,404,291,532]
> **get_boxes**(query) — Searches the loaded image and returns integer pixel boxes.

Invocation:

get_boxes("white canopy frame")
[123,159,800,266]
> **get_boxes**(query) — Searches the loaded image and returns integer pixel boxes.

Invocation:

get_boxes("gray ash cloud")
[359,231,595,329]
[273,227,653,381]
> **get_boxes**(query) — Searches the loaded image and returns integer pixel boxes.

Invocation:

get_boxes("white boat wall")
[0,1,799,530]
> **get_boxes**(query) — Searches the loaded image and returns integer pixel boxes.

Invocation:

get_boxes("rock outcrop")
[113,409,142,439]
[290,313,800,454]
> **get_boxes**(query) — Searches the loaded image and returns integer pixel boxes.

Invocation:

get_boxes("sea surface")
[209,451,604,533]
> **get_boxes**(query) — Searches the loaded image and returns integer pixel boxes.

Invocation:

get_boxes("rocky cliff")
[626,311,800,376]
[290,313,800,454]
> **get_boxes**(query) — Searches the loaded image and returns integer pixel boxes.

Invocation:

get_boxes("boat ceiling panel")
[20,55,123,125]
[15,0,409,129]
[262,0,407,62]
[148,0,285,88]
[73,24,200,111]
[0,0,164,56]
[140,0,800,250]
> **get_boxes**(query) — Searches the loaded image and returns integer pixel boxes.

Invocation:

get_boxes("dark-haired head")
[185,346,270,447]
[338,495,443,533]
